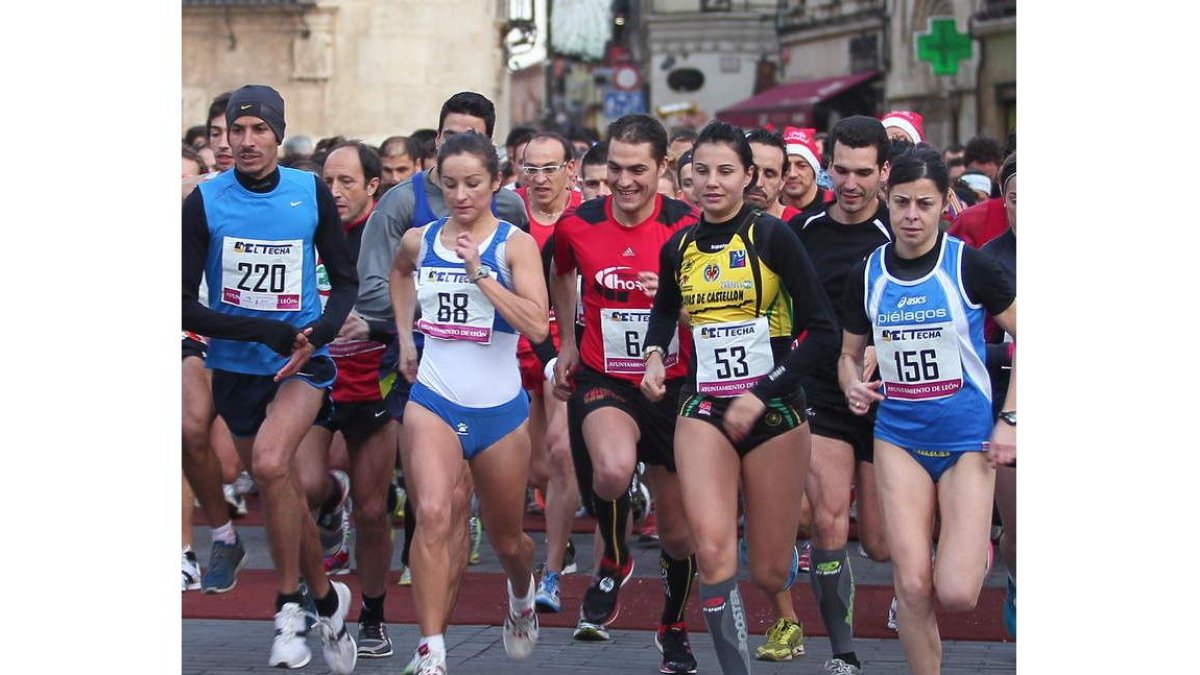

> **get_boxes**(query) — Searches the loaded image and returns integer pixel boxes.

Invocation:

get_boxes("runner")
[641,120,838,675]
[745,128,801,222]
[788,115,895,674]
[839,146,1016,675]
[290,140,399,658]
[551,113,700,674]
[780,127,828,214]
[674,149,699,209]
[513,131,583,613]
[389,130,546,675]
[181,84,359,673]
[981,152,1017,637]
[576,140,611,201]
[881,110,925,145]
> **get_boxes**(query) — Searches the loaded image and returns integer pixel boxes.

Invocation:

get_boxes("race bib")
[692,316,772,397]
[416,266,495,343]
[221,237,303,311]
[875,322,964,400]
[599,307,679,374]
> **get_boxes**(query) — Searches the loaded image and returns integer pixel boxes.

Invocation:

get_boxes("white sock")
[211,521,237,545]
[419,633,445,655]
[508,574,535,614]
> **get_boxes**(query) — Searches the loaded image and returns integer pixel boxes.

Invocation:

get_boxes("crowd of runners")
[182,84,1016,675]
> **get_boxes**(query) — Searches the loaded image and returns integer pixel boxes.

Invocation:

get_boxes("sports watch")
[468,264,493,284]
[998,411,1016,426]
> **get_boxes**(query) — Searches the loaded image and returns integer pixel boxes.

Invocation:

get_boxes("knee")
[489,531,529,561]
[181,415,210,457]
[528,457,549,489]
[749,558,789,593]
[812,503,849,545]
[893,569,935,610]
[548,442,576,479]
[351,490,389,528]
[692,537,734,577]
[861,535,890,562]
[655,513,693,560]
[413,499,455,542]
[591,452,633,501]
[250,449,291,487]
[936,581,981,613]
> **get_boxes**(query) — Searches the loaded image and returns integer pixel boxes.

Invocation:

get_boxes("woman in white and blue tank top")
[837,147,1016,675]
[388,131,548,674]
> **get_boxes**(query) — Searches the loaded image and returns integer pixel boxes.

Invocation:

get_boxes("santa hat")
[783,127,822,173]
[881,110,924,144]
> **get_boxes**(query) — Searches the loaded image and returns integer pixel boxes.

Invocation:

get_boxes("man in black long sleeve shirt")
[180,84,359,673]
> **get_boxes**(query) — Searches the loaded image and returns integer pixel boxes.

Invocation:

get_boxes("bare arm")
[461,230,548,342]
[838,329,884,415]
[987,300,1017,466]
[389,227,424,382]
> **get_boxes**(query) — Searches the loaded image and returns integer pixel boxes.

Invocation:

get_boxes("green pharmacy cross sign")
[917,17,973,76]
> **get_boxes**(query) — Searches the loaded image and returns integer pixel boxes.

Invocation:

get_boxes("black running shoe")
[579,556,634,627]
[357,620,393,658]
[655,623,698,674]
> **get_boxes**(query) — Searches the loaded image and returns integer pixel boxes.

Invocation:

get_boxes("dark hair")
[693,120,758,188]
[581,139,609,168]
[964,135,1003,166]
[668,126,698,144]
[183,125,207,147]
[744,128,788,175]
[379,135,420,160]
[675,149,693,184]
[998,151,1016,192]
[285,158,323,175]
[437,130,500,178]
[328,140,382,184]
[887,146,950,196]
[182,145,208,174]
[206,91,233,134]
[310,135,347,166]
[505,125,539,151]
[1003,130,1016,159]
[524,131,573,164]
[439,92,496,138]
[943,142,965,155]
[410,128,438,161]
[888,138,915,164]
[607,114,669,164]
[828,115,890,168]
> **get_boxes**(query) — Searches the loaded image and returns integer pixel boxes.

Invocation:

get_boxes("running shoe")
[525,487,542,514]
[357,619,393,658]
[397,566,412,586]
[535,570,562,613]
[654,622,698,674]
[1003,576,1016,637]
[201,535,246,594]
[232,470,256,496]
[824,657,863,674]
[324,539,351,576]
[502,605,539,659]
[182,550,201,591]
[755,617,805,661]
[573,556,635,639]
[798,540,812,574]
[468,515,483,565]
[635,510,659,541]
[268,602,312,669]
[223,483,248,518]
[886,595,898,631]
[562,539,578,575]
[317,470,352,543]
[314,580,357,674]
[408,644,446,675]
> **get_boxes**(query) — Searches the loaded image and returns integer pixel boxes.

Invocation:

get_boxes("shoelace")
[359,622,385,641]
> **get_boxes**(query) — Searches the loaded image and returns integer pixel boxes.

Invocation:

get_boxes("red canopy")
[716,71,880,129]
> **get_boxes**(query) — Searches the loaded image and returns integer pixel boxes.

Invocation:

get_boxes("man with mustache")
[744,129,801,222]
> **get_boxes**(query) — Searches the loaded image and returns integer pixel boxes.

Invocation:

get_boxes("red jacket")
[948,197,1009,248]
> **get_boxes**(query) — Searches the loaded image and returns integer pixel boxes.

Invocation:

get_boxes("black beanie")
[226,84,286,144]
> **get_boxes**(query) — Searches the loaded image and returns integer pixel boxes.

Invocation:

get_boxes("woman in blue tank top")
[837,147,1016,675]
[388,132,549,674]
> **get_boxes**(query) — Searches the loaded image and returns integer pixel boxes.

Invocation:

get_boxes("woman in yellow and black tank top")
[641,121,839,675]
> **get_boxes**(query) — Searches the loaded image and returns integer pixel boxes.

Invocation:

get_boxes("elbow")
[525,316,549,344]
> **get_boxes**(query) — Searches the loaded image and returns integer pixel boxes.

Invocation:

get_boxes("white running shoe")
[886,595,898,631]
[315,580,358,674]
[502,605,539,660]
[407,644,447,675]
[269,602,312,669]
[182,550,201,591]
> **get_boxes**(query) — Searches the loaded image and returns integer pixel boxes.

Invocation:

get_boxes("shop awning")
[715,71,880,129]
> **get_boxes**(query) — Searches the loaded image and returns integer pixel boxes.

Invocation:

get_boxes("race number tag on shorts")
[221,237,303,311]
[875,322,964,400]
[416,266,495,343]
[692,316,772,397]
[599,307,678,374]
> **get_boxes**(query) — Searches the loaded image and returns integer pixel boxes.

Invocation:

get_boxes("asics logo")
[897,295,927,308]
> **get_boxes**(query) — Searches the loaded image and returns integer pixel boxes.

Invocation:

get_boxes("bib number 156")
[892,349,939,383]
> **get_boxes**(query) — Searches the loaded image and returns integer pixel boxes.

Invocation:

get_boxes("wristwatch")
[998,411,1016,427]
[468,265,492,284]
[642,345,665,362]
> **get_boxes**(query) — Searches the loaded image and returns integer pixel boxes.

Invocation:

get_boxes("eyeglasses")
[520,162,568,177]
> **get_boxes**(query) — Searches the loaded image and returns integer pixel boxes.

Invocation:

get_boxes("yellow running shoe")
[755,617,805,661]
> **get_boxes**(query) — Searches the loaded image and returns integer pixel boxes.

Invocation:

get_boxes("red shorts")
[518,320,561,391]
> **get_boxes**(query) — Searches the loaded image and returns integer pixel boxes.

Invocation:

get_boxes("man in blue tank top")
[182,84,360,674]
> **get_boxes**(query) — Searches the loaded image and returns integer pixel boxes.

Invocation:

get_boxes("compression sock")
[313,587,339,617]
[810,547,857,656]
[660,551,696,625]
[402,497,417,567]
[360,593,386,624]
[700,575,751,675]
[591,492,631,566]
[211,520,237,545]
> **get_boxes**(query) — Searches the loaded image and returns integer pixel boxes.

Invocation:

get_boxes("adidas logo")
[622,247,636,257]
